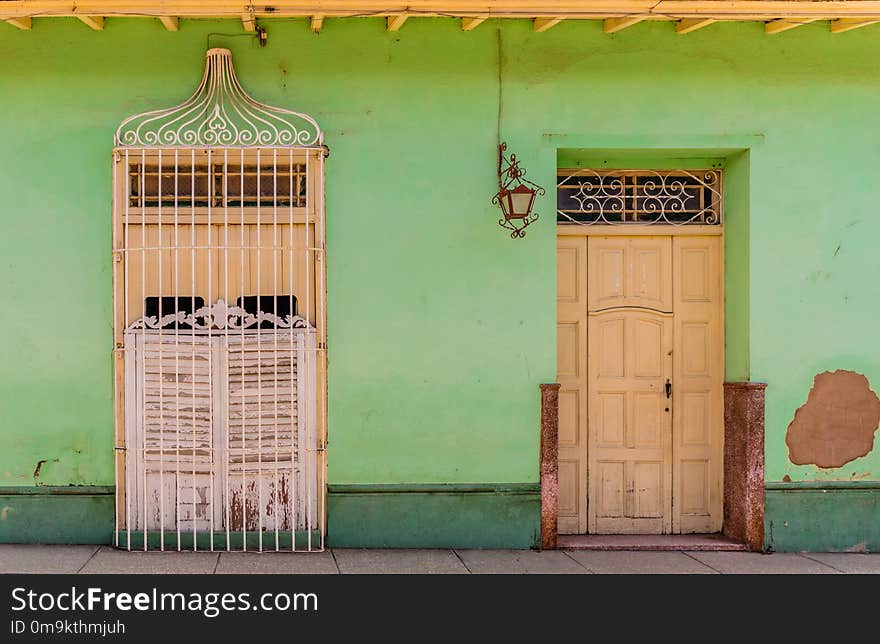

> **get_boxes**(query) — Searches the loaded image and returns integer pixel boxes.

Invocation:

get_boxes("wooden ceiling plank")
[830,18,879,33]
[764,18,816,34]
[534,17,562,32]
[461,16,487,31]
[675,18,715,34]
[77,16,104,30]
[158,16,178,31]
[5,17,32,30]
[604,16,643,33]
[386,14,408,31]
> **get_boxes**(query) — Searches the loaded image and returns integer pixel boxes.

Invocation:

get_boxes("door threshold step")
[557,534,748,551]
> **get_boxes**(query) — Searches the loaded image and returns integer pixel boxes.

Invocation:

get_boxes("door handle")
[665,379,672,399]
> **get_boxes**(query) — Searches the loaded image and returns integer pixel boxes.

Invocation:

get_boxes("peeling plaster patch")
[786,370,880,468]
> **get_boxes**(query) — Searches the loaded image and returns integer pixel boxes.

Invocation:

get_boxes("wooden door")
[556,237,589,533]
[588,308,673,533]
[587,235,673,533]
[556,233,722,535]
[672,237,723,533]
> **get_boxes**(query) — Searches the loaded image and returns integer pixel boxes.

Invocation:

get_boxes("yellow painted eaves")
[4,2,880,29]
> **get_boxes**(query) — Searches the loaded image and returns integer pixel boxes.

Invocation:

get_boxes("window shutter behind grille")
[125,332,219,532]
[225,331,315,532]
[125,329,317,534]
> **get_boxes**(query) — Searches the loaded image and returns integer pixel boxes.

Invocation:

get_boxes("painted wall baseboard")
[765,482,880,553]
[327,483,541,549]
[0,487,114,544]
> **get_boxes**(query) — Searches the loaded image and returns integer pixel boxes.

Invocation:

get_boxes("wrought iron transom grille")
[556,169,722,226]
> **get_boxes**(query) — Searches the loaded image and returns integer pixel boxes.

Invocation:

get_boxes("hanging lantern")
[492,142,544,239]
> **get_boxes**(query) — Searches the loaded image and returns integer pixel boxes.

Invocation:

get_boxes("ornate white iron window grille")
[112,49,327,553]
[557,169,722,226]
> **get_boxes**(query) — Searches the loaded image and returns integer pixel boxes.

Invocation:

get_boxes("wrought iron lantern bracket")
[492,142,544,239]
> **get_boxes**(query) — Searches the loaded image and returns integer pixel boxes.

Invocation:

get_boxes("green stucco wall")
[1,18,878,548]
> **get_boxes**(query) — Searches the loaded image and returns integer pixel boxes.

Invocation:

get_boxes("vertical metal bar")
[318,149,326,550]
[239,148,247,552]
[157,149,165,551]
[288,149,296,551]
[304,152,312,551]
[272,148,280,551]
[124,149,131,551]
[256,148,263,552]
[223,148,231,551]
[174,149,181,551]
[140,148,147,551]
[207,149,215,552]
[190,149,197,551]
[112,151,119,550]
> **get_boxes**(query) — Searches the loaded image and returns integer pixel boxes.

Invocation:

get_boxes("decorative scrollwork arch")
[115,48,323,148]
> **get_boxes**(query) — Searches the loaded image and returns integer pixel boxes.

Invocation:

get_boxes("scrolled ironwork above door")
[557,169,722,226]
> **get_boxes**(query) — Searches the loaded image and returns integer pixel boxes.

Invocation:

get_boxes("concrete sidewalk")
[1,545,878,574]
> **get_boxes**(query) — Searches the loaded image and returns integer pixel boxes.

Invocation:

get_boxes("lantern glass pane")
[498,191,511,218]
[511,189,534,216]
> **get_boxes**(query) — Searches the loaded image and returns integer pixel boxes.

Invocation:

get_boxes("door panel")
[588,237,672,311]
[628,238,673,311]
[672,236,723,533]
[556,236,589,534]
[588,240,626,310]
[588,308,673,534]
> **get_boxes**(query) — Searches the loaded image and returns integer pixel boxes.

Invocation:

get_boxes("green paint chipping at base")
[328,484,540,549]
[765,483,880,552]
[114,530,322,551]
[0,489,114,544]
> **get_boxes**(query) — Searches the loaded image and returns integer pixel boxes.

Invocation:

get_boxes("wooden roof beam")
[5,17,31,30]
[534,17,562,32]
[311,15,324,32]
[77,15,104,30]
[675,18,715,34]
[386,14,408,31]
[764,18,816,34]
[7,2,880,21]
[604,16,643,33]
[158,16,178,31]
[461,16,487,31]
[830,18,879,33]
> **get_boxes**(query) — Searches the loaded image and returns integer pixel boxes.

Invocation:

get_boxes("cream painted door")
[556,236,588,534]
[556,233,722,535]
[588,236,674,533]
[588,309,673,533]
[672,237,723,533]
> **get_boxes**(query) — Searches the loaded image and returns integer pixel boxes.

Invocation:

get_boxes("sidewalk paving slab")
[798,553,880,574]
[333,549,467,574]
[0,545,100,574]
[565,551,717,574]
[216,551,339,574]
[455,549,592,574]
[79,546,219,574]
[686,552,839,574]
